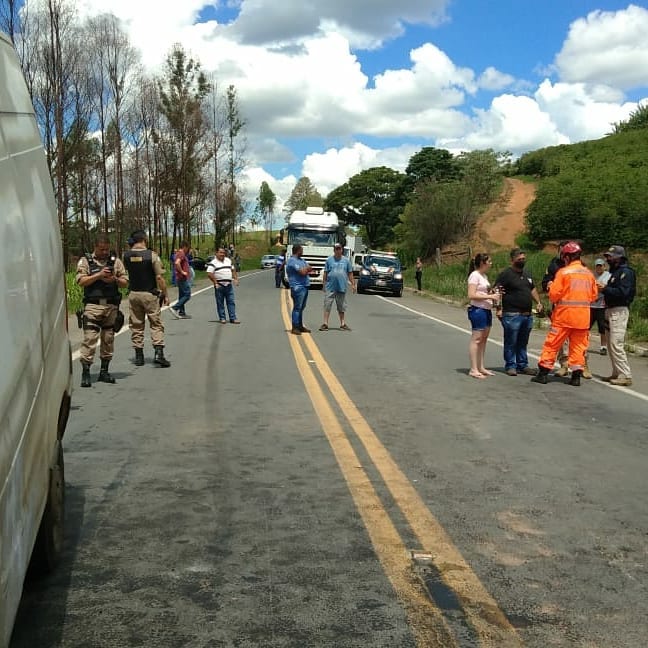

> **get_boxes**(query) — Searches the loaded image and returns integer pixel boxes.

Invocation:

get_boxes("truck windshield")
[288,230,337,246]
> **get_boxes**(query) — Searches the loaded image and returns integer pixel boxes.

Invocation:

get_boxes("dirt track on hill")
[477,178,536,249]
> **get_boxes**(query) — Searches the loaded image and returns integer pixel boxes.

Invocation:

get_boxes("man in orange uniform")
[532,241,598,386]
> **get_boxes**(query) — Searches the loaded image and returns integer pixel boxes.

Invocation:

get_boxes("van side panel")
[0,31,73,646]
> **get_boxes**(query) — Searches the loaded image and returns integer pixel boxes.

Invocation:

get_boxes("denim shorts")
[468,306,492,331]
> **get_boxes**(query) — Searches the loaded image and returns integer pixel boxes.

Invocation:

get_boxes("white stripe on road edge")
[377,295,648,403]
[71,270,264,362]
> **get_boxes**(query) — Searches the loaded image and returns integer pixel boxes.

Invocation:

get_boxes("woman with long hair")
[467,253,500,378]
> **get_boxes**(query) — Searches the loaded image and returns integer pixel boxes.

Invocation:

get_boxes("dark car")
[190,255,214,271]
[357,253,405,297]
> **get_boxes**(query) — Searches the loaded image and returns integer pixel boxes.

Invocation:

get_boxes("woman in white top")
[466,253,500,379]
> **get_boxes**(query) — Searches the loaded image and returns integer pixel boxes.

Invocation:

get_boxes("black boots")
[531,366,550,384]
[98,358,116,384]
[134,348,145,366]
[569,370,582,387]
[81,362,92,388]
[154,345,171,368]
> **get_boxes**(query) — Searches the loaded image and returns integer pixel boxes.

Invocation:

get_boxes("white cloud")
[227,0,450,48]
[555,4,648,90]
[478,66,515,92]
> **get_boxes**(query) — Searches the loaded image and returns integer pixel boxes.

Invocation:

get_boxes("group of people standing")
[76,233,242,387]
[284,243,355,335]
[465,241,637,386]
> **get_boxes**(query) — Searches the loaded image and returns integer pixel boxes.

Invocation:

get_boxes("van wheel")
[393,287,403,297]
[29,442,65,576]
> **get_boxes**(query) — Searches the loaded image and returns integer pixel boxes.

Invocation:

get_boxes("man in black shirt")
[494,248,544,376]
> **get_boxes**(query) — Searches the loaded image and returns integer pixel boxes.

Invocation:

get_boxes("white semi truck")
[280,206,345,288]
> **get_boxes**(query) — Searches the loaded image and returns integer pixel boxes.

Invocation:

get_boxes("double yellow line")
[281,291,522,647]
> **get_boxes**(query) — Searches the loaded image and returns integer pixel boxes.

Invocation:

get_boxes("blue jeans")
[174,279,191,314]
[290,285,308,327]
[501,313,534,370]
[215,283,237,321]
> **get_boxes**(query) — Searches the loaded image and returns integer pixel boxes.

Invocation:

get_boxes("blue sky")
[74,0,648,207]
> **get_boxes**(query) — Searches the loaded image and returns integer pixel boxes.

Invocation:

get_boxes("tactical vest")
[83,254,121,303]
[124,249,157,292]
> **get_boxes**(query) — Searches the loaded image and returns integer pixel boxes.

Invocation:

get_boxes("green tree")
[285,177,323,212]
[611,102,648,134]
[157,44,212,245]
[402,146,458,197]
[325,166,405,248]
[257,181,276,245]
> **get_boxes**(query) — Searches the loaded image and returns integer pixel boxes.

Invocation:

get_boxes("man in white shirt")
[206,247,240,323]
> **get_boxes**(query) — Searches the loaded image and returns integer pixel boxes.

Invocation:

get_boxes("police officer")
[77,234,128,388]
[601,245,636,386]
[123,230,171,368]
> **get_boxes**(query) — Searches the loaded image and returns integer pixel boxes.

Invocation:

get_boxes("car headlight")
[393,273,402,280]
[360,268,370,276]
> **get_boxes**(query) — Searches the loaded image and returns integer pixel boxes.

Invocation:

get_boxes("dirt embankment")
[475,178,536,250]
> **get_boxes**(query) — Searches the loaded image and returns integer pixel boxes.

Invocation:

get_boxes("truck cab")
[280,206,344,288]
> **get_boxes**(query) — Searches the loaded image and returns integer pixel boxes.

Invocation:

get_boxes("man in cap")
[319,242,355,331]
[600,245,636,386]
[590,258,610,355]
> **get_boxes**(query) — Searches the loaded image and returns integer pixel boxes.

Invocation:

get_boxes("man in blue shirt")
[319,242,356,331]
[286,244,312,335]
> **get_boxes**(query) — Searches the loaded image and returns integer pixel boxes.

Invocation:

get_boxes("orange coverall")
[539,260,598,371]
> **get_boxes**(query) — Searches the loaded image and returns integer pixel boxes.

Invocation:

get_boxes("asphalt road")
[11,270,648,647]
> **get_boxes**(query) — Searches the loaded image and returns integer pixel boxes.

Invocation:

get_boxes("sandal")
[319,324,329,331]
[340,324,351,331]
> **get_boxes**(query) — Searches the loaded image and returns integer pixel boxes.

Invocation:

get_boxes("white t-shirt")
[468,270,492,310]
[207,257,234,282]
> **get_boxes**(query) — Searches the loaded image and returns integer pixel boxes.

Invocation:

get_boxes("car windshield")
[262,255,275,261]
[366,256,399,269]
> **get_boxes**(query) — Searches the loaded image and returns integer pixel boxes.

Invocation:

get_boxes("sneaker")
[554,365,569,377]
[230,320,241,324]
[582,366,592,380]
[340,324,351,331]
[299,325,311,333]
[600,347,607,356]
[318,324,329,331]
[178,313,192,319]
[290,327,302,335]
[218,319,227,324]
[505,368,517,376]
[609,375,633,387]
[520,367,537,376]
[170,308,181,319]
[601,375,618,382]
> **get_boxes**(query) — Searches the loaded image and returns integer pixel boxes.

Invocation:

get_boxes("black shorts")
[590,308,606,334]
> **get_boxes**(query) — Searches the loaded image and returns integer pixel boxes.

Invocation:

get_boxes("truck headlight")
[360,268,370,276]
[394,273,403,280]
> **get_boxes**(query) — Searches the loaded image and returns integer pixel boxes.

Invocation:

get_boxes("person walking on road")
[286,244,312,335]
[493,248,544,376]
[415,257,423,292]
[590,258,611,355]
[123,230,171,368]
[170,241,192,319]
[466,253,500,379]
[76,234,128,387]
[532,241,597,386]
[601,245,636,386]
[206,247,240,324]
[319,242,355,331]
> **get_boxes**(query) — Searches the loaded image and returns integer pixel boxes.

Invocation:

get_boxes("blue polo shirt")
[287,255,310,288]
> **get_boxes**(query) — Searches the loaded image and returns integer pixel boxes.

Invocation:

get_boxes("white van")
[0,31,73,646]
